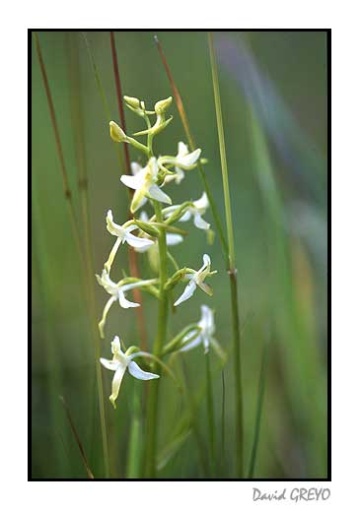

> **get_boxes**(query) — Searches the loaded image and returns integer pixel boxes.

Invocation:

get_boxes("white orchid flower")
[164,192,210,230]
[100,336,159,408]
[181,305,226,360]
[160,141,201,184]
[120,157,172,213]
[174,254,216,307]
[96,269,155,337]
[104,210,154,270]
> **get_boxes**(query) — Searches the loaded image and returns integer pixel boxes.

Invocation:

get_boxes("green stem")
[247,339,268,478]
[144,200,169,478]
[208,32,244,478]
[205,353,216,477]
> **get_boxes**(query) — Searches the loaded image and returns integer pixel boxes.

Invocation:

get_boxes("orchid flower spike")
[164,192,210,230]
[120,157,172,213]
[96,269,155,337]
[160,142,202,184]
[100,336,159,408]
[104,210,154,271]
[174,254,216,307]
[181,305,225,360]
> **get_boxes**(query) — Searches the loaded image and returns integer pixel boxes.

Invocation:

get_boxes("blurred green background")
[31,30,328,479]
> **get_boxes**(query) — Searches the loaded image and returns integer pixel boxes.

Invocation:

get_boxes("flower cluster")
[97,95,221,407]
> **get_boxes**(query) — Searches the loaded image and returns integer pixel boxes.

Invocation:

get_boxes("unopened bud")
[154,96,172,115]
[109,121,127,142]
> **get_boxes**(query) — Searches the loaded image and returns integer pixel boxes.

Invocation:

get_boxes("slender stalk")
[208,32,244,478]
[109,31,148,350]
[144,200,169,478]
[34,32,110,478]
[220,369,226,476]
[126,383,142,478]
[205,354,216,477]
[247,340,268,478]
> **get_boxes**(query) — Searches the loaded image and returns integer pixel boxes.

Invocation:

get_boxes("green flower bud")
[109,121,127,142]
[154,96,172,115]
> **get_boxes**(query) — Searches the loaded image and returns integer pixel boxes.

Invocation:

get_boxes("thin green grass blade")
[205,354,216,477]
[208,32,244,478]
[220,369,226,476]
[126,384,143,478]
[247,338,268,478]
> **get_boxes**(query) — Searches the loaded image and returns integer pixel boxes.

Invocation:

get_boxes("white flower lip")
[106,210,154,249]
[164,192,210,231]
[96,269,155,338]
[180,305,225,359]
[100,336,160,407]
[174,254,214,307]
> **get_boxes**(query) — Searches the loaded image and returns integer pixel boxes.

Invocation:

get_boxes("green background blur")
[31,30,328,479]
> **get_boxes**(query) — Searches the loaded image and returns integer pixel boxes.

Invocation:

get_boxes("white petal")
[109,365,127,407]
[179,210,191,222]
[180,334,202,352]
[174,167,185,184]
[177,141,189,157]
[106,210,124,237]
[193,192,209,212]
[148,184,172,204]
[131,162,142,175]
[165,233,183,246]
[120,173,144,190]
[174,280,197,307]
[202,254,211,267]
[200,305,215,335]
[118,290,140,309]
[193,212,210,230]
[111,336,121,355]
[100,358,119,371]
[177,148,201,168]
[139,211,149,222]
[125,231,154,248]
[128,360,160,380]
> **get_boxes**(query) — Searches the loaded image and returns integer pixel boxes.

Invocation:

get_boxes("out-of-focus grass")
[31,30,328,479]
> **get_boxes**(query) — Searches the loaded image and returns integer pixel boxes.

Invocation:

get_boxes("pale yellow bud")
[154,96,172,115]
[109,121,127,142]
[124,96,141,109]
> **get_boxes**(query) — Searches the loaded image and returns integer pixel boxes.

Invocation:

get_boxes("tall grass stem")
[208,32,244,478]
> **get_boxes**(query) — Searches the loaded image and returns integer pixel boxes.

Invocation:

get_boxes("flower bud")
[109,121,127,142]
[124,96,141,109]
[154,96,172,115]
